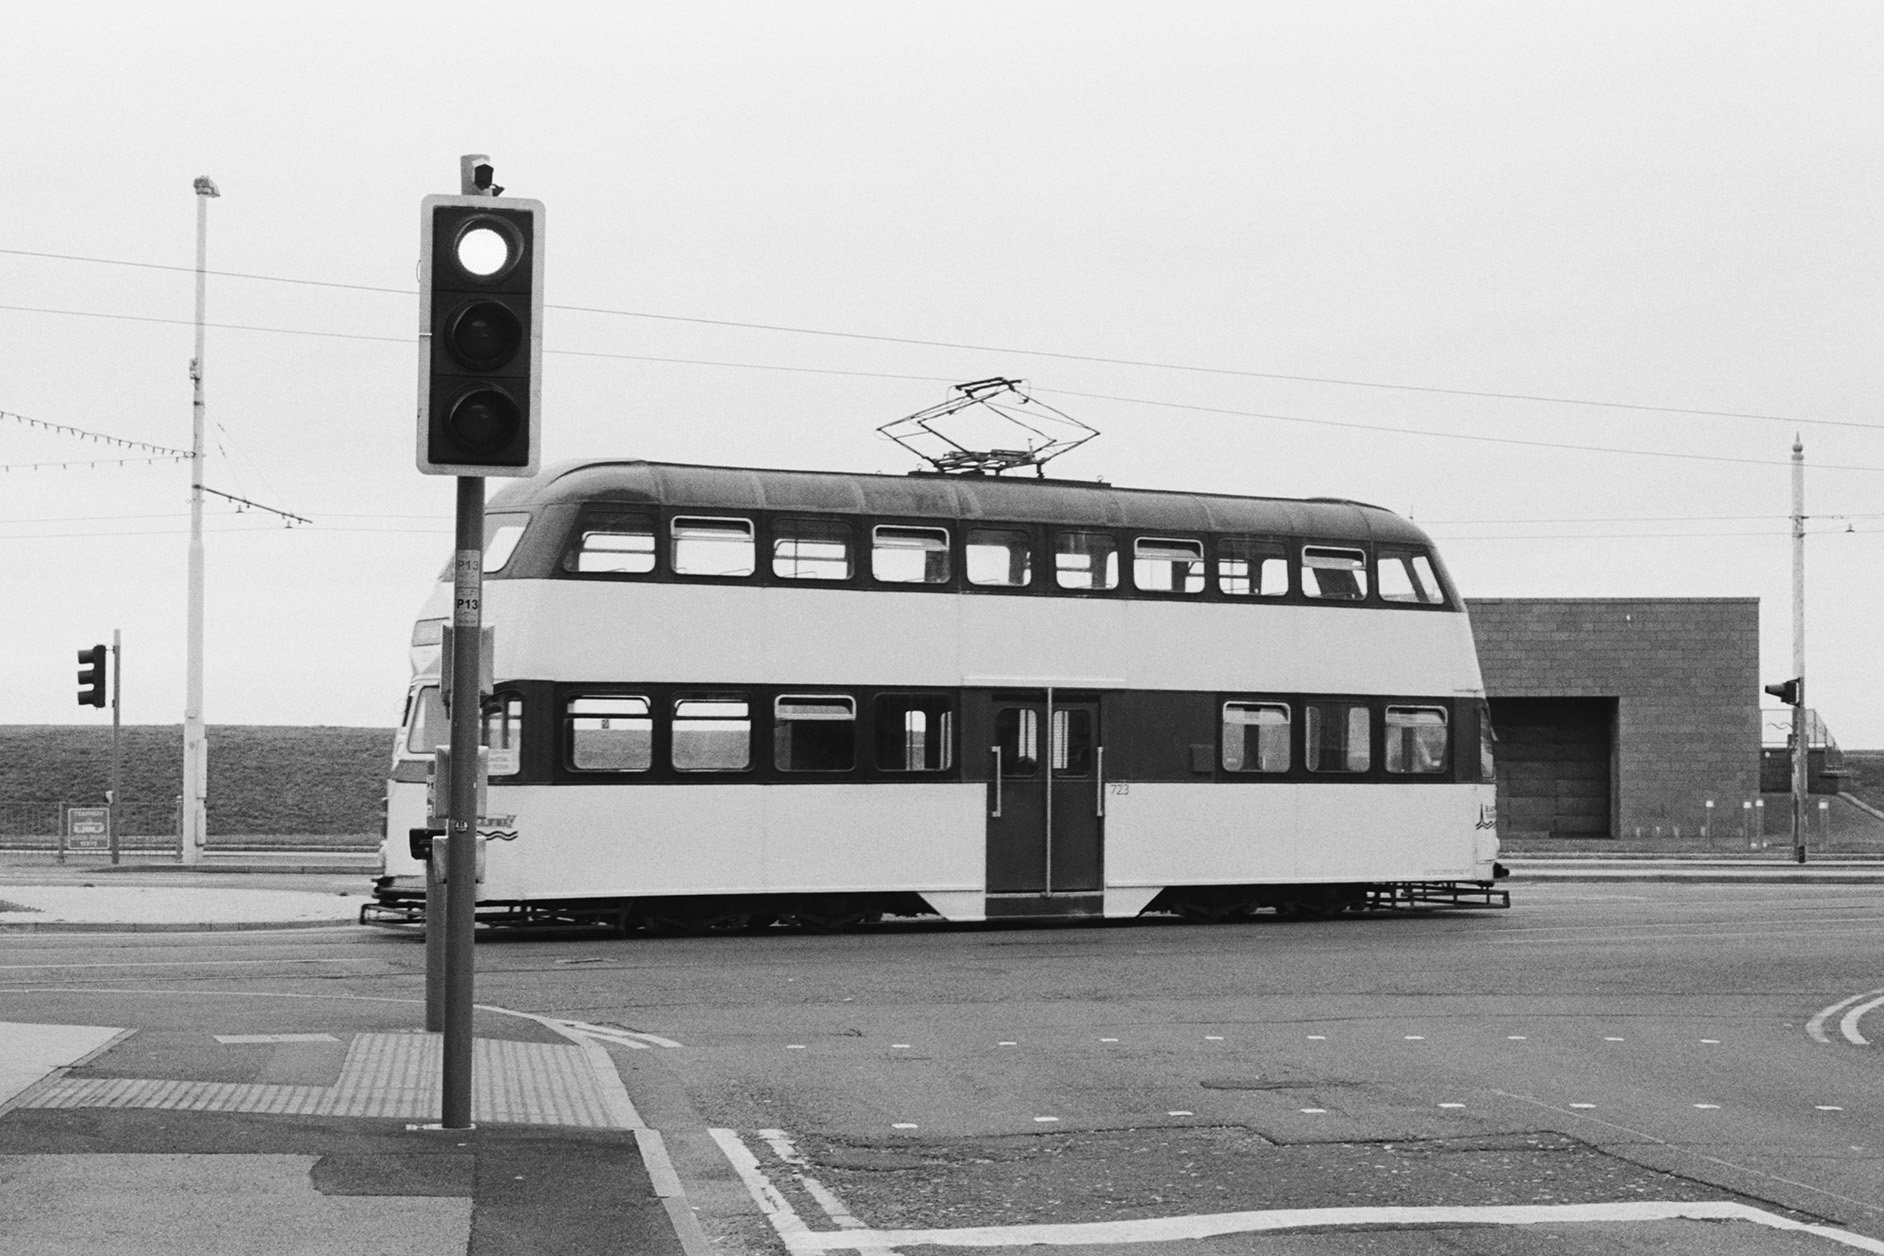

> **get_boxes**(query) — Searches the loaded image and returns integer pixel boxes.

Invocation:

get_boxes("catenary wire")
[3,246,1876,430]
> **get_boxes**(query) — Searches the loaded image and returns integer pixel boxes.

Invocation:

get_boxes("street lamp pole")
[183,175,219,866]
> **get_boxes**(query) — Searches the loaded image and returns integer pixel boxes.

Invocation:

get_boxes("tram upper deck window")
[565,511,656,574]
[1217,539,1288,597]
[872,526,950,584]
[1054,532,1119,590]
[1305,701,1371,772]
[1385,706,1448,774]
[874,694,954,771]
[567,695,652,772]
[672,698,751,772]
[1301,546,1369,601]
[773,519,854,581]
[775,695,856,771]
[485,513,529,574]
[966,528,1033,587]
[1134,538,1205,593]
[1222,702,1290,772]
[672,517,756,578]
[1378,551,1447,605]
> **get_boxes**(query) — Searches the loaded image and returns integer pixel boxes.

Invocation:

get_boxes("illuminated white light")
[457,226,510,276]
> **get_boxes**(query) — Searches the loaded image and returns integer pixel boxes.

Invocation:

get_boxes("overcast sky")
[5,1,1881,747]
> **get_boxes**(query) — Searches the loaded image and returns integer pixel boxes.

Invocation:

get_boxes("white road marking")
[891,1044,911,1050]
[1507,1036,1527,1040]
[212,1033,338,1044]
[1808,987,1884,1044]
[1840,995,1884,1046]
[783,1201,1884,1251]
[1099,1038,1118,1043]
[709,1129,812,1246]
[1033,1116,1060,1123]
[1167,1110,1192,1116]
[1306,1035,1326,1041]
[1438,1103,1465,1109]
[1604,1037,1625,1042]
[747,1129,896,1250]
[1403,1036,1424,1041]
[1700,1038,1720,1044]
[1819,1106,1845,1111]
[543,1017,683,1050]
[996,1041,1016,1046]
[1204,1035,1223,1041]
[0,958,369,971]
[1693,1104,1721,1110]
[892,1123,918,1129]
[1299,1108,1326,1114]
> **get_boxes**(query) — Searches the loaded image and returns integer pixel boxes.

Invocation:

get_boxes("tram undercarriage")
[359,871,1510,934]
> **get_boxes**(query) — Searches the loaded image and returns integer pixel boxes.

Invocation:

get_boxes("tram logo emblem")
[1475,802,1498,831]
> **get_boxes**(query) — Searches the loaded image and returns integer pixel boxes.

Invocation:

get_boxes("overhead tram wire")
[7,304,1884,472]
[5,245,1879,433]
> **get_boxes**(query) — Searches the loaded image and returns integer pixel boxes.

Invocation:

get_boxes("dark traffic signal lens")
[445,389,522,457]
[443,301,523,370]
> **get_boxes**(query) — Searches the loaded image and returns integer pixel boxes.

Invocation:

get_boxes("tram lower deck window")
[673,698,751,771]
[1306,701,1371,772]
[1222,702,1289,772]
[1385,706,1448,774]
[567,696,652,772]
[775,695,856,771]
[874,695,954,771]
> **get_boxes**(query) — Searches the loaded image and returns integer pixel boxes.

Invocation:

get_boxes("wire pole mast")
[183,175,219,867]
[1791,435,1807,864]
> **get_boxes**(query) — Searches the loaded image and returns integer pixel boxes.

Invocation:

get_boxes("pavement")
[2,851,1881,1255]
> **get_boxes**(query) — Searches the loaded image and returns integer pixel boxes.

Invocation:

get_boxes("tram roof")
[491,460,1434,544]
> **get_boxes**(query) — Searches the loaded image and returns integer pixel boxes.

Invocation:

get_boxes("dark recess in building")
[1488,697,1616,840]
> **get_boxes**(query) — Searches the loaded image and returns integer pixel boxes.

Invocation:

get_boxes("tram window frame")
[564,510,658,575]
[566,694,654,773]
[772,518,855,582]
[1301,546,1370,602]
[1305,700,1372,773]
[1054,531,1120,591]
[873,693,955,771]
[671,696,753,772]
[671,516,756,579]
[1221,701,1291,773]
[965,527,1035,588]
[1378,550,1447,606]
[1134,537,1206,594]
[1216,539,1289,598]
[774,694,857,772]
[1384,705,1449,774]
[871,525,951,585]
[406,684,447,755]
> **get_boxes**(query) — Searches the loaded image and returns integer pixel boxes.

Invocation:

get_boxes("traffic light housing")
[1764,678,1801,706]
[417,194,544,476]
[76,644,106,708]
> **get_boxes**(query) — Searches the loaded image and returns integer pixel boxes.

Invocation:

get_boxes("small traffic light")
[417,193,544,476]
[76,644,106,708]
[1764,678,1801,706]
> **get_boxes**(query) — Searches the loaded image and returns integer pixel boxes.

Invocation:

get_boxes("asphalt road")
[3,882,1881,1253]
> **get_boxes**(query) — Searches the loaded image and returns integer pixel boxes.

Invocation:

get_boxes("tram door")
[984,695,1103,895]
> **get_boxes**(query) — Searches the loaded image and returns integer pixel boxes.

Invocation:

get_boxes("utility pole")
[183,175,219,866]
[1791,435,1807,865]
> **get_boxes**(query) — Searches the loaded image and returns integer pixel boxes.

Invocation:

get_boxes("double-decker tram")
[368,459,1505,931]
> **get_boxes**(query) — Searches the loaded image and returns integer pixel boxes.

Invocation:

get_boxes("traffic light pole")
[440,477,486,1129]
[110,629,122,866]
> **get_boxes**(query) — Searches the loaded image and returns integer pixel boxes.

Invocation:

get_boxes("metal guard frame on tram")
[369,460,1507,931]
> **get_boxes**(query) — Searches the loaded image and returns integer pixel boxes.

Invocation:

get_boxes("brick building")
[1466,598,1761,843]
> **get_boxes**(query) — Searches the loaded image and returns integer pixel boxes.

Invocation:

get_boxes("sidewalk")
[0,859,706,1256]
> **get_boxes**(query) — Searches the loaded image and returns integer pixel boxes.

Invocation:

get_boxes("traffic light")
[417,194,544,476]
[1764,678,1801,706]
[76,644,106,708]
